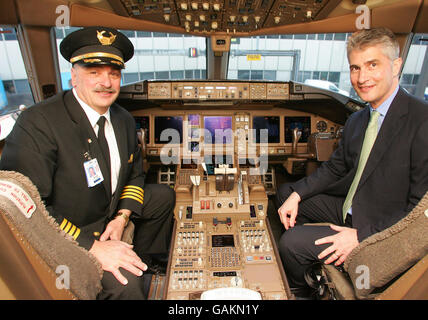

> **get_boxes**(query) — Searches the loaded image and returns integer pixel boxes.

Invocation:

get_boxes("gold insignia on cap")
[110,60,124,67]
[83,58,102,63]
[97,30,117,46]
[70,52,124,64]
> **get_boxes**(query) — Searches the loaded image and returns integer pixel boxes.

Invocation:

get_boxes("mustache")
[93,87,117,94]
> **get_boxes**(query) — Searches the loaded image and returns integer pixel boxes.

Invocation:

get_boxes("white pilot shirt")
[72,88,121,194]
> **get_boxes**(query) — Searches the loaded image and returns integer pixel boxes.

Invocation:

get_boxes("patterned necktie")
[342,110,380,222]
[97,116,110,171]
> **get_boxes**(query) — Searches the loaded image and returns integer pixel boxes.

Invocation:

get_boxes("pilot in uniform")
[0,27,175,299]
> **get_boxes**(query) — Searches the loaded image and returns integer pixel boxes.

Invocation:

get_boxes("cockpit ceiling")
[2,1,425,35]
[107,0,333,34]
[66,0,425,36]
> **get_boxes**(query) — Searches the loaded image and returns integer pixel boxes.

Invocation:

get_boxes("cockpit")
[0,0,427,302]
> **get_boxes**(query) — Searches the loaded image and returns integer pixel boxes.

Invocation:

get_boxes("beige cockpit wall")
[0,0,427,103]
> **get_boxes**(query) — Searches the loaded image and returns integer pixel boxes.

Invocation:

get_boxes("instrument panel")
[166,163,290,299]
[120,80,356,300]
[132,108,341,168]
[123,80,347,176]
[147,82,290,100]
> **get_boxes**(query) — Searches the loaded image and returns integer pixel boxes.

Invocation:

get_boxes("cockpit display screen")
[204,116,232,144]
[212,234,235,247]
[155,116,183,144]
[253,116,280,143]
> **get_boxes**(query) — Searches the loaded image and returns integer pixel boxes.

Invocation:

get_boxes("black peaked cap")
[60,26,134,69]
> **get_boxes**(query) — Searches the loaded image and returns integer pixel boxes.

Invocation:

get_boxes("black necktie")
[97,116,110,171]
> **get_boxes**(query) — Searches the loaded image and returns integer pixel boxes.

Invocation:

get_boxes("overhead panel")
[108,0,335,34]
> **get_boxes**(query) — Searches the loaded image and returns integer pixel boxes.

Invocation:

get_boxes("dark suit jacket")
[0,90,145,250]
[292,87,428,241]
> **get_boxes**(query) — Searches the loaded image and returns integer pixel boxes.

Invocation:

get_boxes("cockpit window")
[0,26,35,115]
[0,25,35,140]
[400,33,428,101]
[55,27,207,89]
[227,33,354,97]
[227,33,428,101]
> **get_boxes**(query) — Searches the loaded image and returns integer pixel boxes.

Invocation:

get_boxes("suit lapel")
[63,91,112,198]
[357,88,409,190]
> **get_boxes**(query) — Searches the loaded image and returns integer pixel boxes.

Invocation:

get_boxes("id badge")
[84,158,104,187]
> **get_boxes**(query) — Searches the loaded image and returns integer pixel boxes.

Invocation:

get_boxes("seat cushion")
[344,191,428,299]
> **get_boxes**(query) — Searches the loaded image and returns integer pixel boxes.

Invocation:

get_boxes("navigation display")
[253,116,280,143]
[204,116,232,144]
[155,116,183,144]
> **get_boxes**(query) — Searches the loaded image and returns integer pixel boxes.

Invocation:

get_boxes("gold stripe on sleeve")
[121,190,144,202]
[60,218,68,230]
[120,194,143,204]
[64,222,72,233]
[73,228,81,240]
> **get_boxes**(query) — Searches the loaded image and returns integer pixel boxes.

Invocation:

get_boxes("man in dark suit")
[276,27,428,296]
[0,27,174,299]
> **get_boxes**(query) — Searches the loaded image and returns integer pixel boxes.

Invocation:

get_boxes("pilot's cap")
[60,26,134,69]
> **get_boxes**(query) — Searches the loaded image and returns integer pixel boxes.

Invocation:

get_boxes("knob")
[217,202,222,208]
[229,202,233,208]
